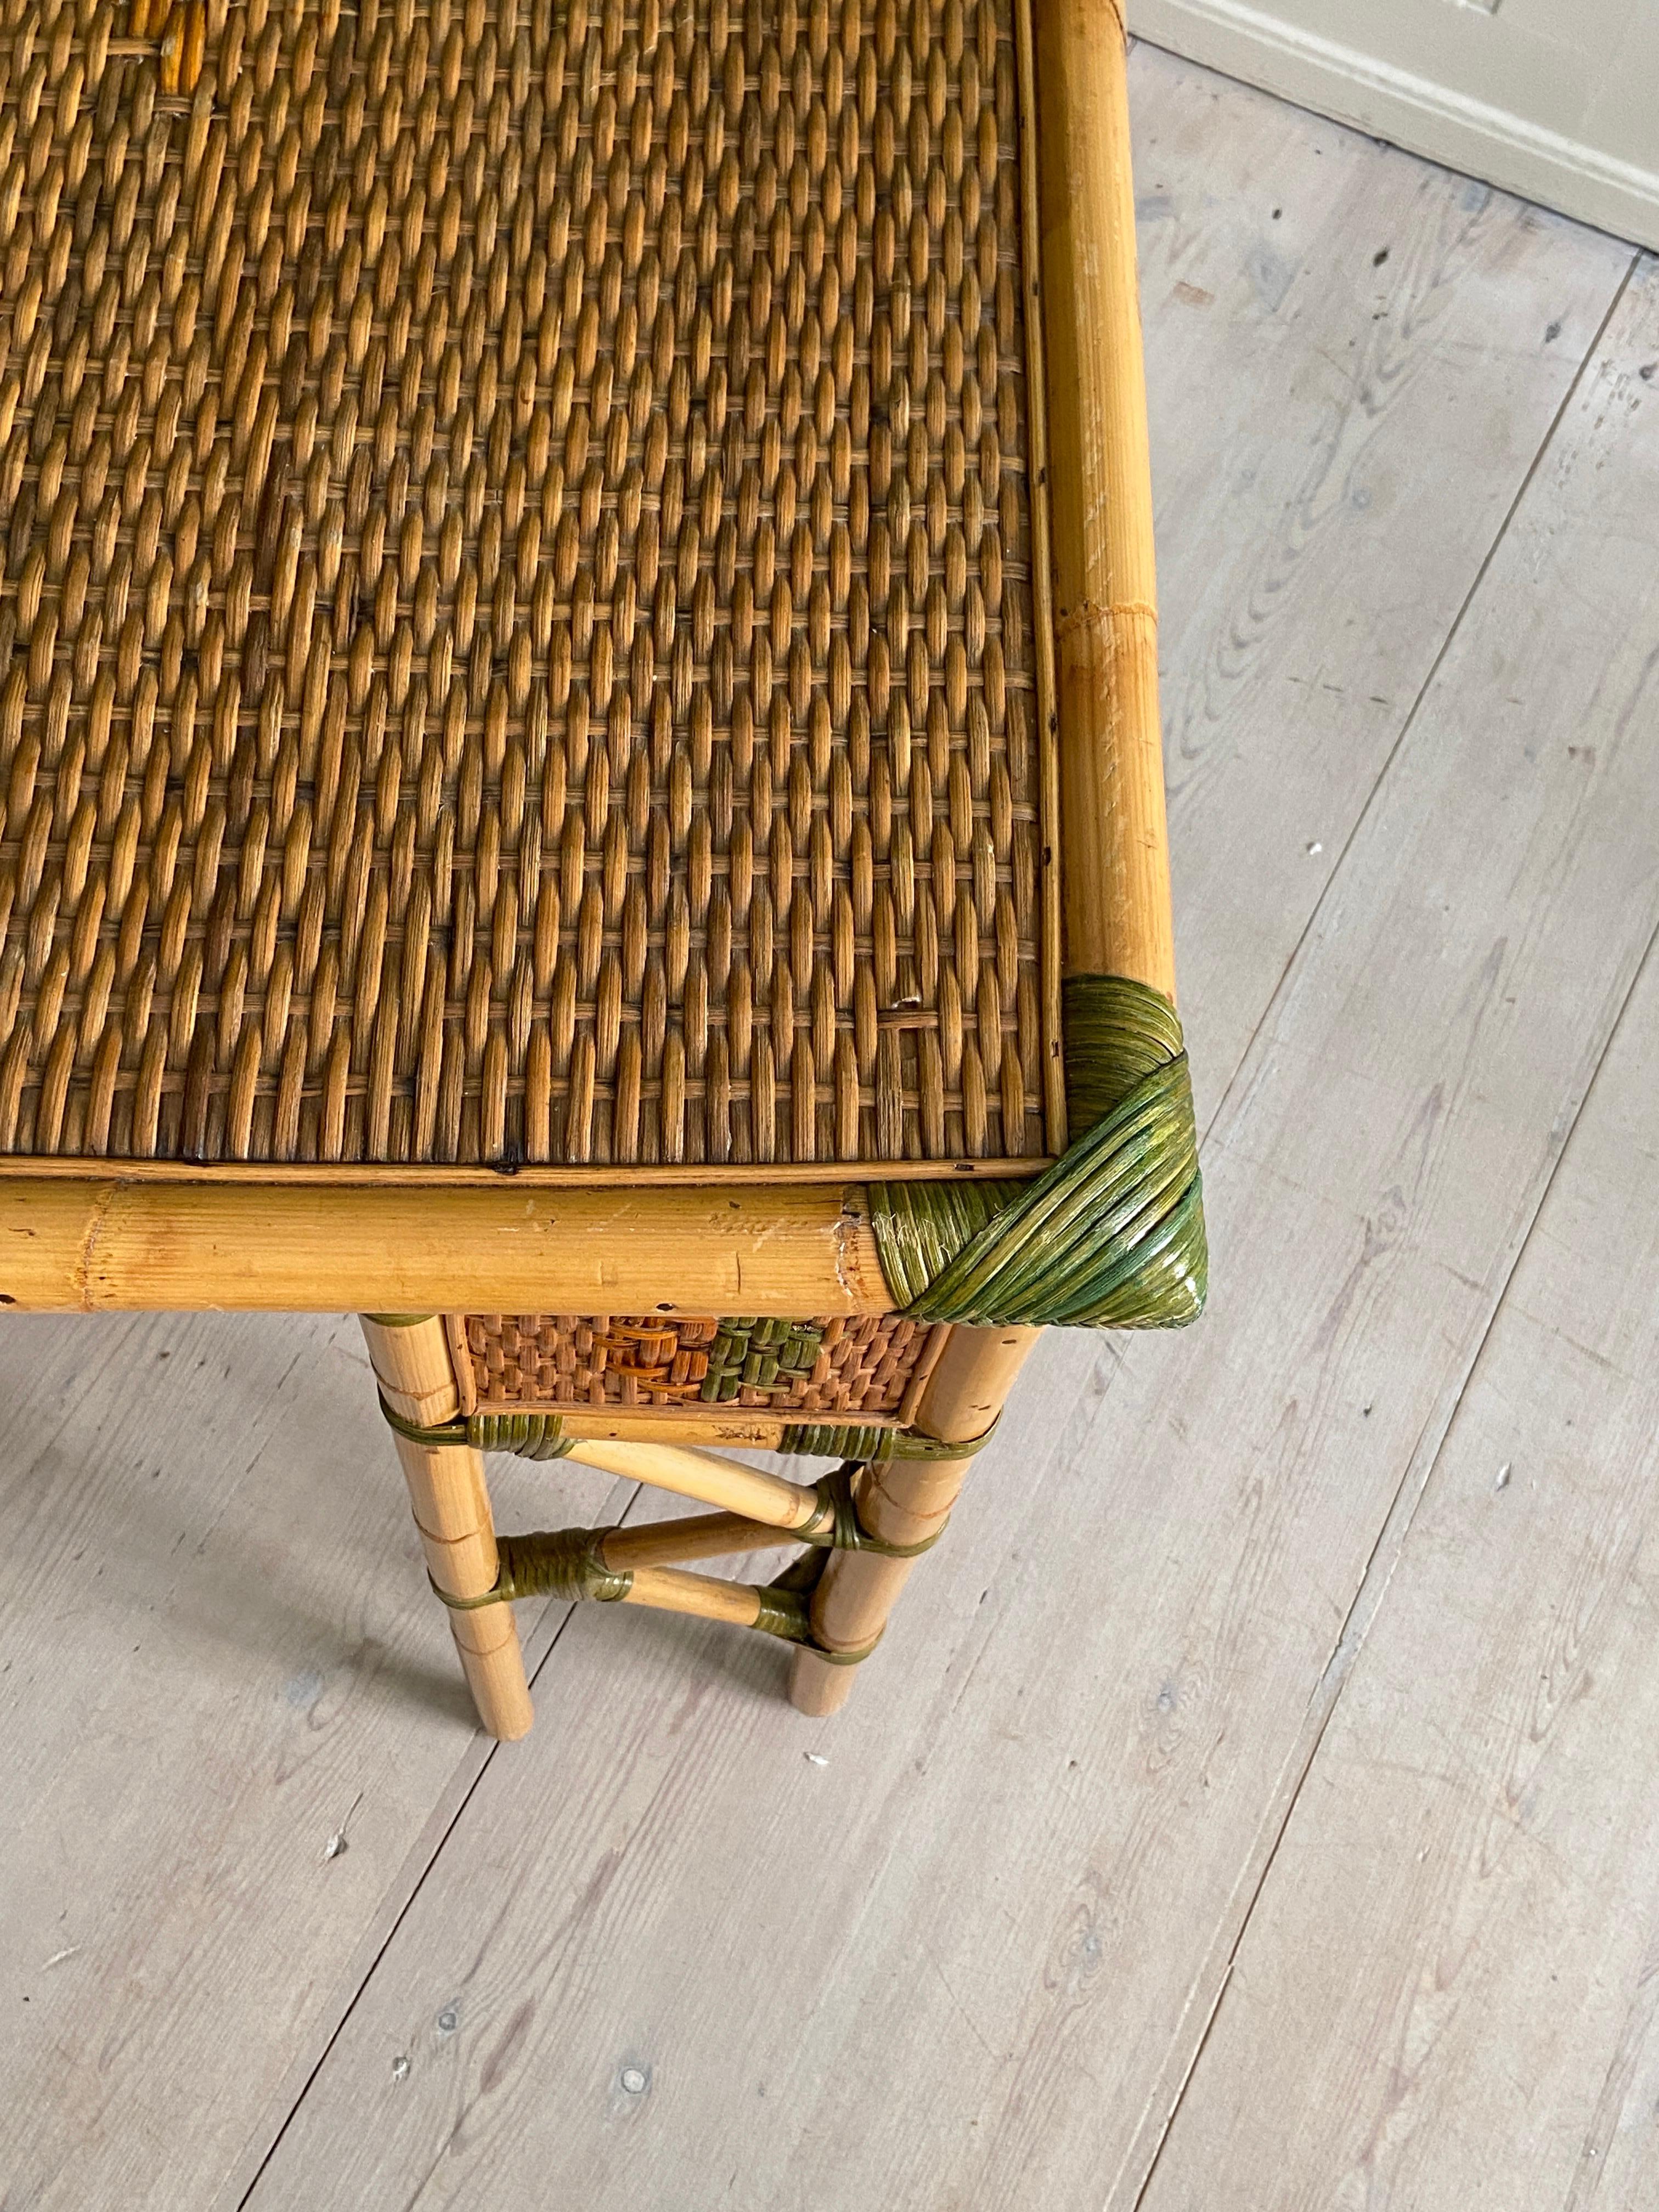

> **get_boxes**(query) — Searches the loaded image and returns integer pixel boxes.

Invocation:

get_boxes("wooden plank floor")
[3,46,1655,2212]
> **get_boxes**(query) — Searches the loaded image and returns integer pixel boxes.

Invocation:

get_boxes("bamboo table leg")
[359,1316,534,1741]
[788,1325,1040,1718]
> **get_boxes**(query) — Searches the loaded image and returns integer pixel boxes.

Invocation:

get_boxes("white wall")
[1128,0,1659,250]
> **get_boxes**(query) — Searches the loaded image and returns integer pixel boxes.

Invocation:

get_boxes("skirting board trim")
[1128,0,1659,254]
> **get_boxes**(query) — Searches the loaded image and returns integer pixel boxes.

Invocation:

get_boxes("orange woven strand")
[0,0,1053,1175]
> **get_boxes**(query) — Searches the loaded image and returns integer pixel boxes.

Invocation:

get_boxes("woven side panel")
[0,0,1050,1170]
[464,1310,935,1415]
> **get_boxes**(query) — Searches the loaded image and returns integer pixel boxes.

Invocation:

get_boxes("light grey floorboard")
[1128,52,1632,1124]
[1137,931,1659,2211]
[0,1312,628,2210]
[235,75,1656,2212]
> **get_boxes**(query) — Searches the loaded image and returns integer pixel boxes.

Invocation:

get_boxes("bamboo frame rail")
[432,1463,963,1586]
[827,3,1203,1341]
[480,1406,901,1452]
[555,1438,825,1533]
[618,1568,799,1635]
[436,1545,820,1641]
[577,1493,951,1573]
[600,1514,802,1570]
[0,1180,894,1316]
[1037,0,1176,1001]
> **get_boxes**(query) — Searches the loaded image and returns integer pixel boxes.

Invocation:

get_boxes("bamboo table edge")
[1036,0,1177,1006]
[0,1173,901,1313]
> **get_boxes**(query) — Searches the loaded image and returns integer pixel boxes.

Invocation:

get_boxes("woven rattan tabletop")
[0,0,1205,1333]
[0,0,1061,1181]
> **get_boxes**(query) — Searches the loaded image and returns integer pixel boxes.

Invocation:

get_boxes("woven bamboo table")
[0,0,1204,1733]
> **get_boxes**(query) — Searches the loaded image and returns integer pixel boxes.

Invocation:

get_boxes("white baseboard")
[1128,0,1659,252]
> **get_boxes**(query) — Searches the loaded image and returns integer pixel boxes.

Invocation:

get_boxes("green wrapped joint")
[427,1464,939,1655]
[464,1411,573,1459]
[430,1530,821,1647]
[492,1528,630,1605]
[379,1397,573,1458]
[799,1462,949,1558]
[870,975,1207,1330]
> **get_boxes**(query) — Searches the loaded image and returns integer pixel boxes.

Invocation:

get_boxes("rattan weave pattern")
[0,0,1052,1170]
[460,1308,940,1413]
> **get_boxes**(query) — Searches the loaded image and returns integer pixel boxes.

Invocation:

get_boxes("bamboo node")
[1054,598,1160,641]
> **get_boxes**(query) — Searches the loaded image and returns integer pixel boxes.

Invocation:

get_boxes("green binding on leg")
[868,976,1207,1329]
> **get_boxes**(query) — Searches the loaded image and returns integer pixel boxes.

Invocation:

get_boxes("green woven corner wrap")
[868,976,1207,1329]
